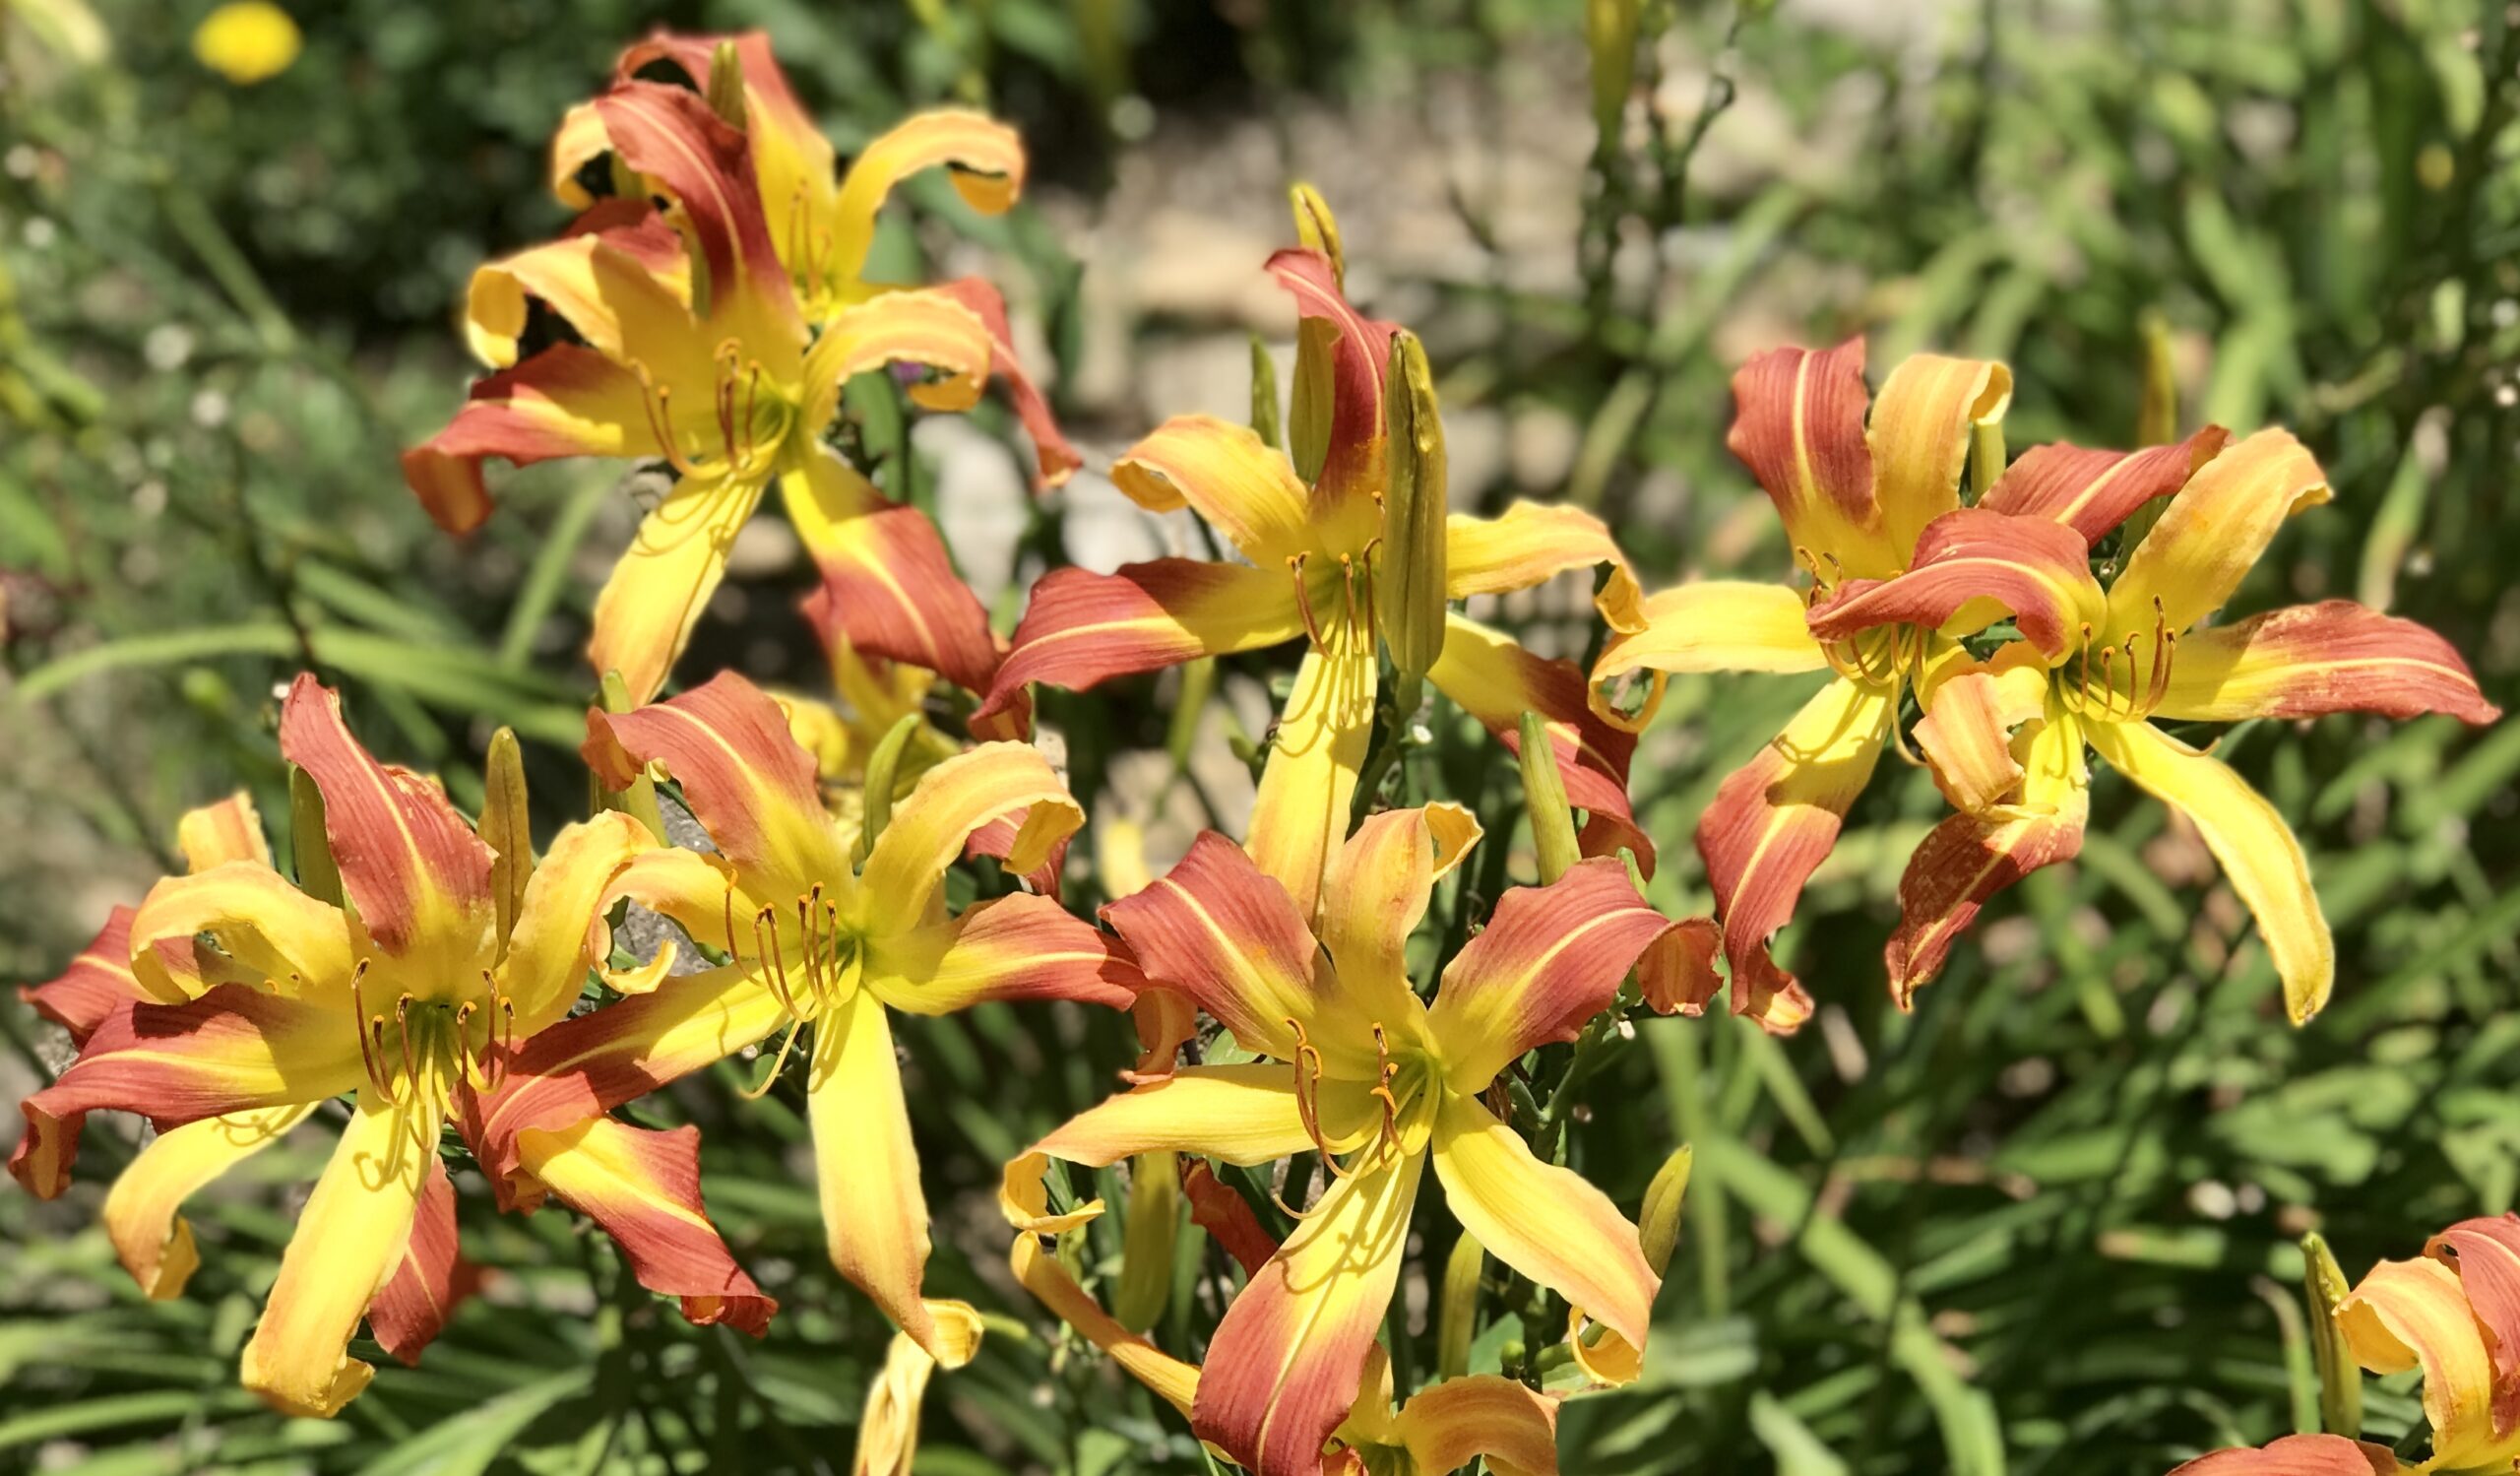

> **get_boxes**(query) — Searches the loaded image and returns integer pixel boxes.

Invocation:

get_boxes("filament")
[1289,554,1325,650]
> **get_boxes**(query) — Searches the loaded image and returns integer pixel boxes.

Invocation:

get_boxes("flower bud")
[1249,334,1283,449]
[706,40,749,128]
[479,727,534,945]
[1289,316,1339,486]
[1379,330,1448,696]
[1516,711,1581,885]
[1436,1231,1485,1380]
[2301,1231,2362,1437]
[2137,308,2177,448]
[1639,1143,1693,1277]
[854,712,925,865]
[1112,1150,1180,1332]
[1586,0,1640,146]
[287,764,342,907]
[1290,182,1345,289]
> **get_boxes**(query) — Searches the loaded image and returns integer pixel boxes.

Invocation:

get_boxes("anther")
[395,994,419,1097]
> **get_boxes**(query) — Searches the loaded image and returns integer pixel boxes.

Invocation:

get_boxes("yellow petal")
[1246,632,1377,920]
[2085,717,2331,1023]
[176,792,271,872]
[809,987,962,1363]
[105,1104,313,1299]
[1112,415,1314,564]
[587,479,766,705]
[1865,353,2011,559]
[1428,1092,1657,1347]
[2107,426,2330,638]
[2338,1255,2499,1467]
[857,741,1083,927]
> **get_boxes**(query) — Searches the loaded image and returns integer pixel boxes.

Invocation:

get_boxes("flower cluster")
[11,27,2503,1476]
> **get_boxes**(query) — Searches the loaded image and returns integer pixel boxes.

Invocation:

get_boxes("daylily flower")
[1007,1181,1561,1475]
[406,48,1064,709]
[981,236,1648,916]
[476,669,1140,1362]
[1804,427,2499,1021]
[1002,805,1677,1474]
[1588,338,2019,1030]
[11,676,771,1417]
[2166,1214,2520,1474]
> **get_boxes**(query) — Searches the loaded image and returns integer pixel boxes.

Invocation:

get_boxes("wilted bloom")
[1589,339,2012,1030]
[1009,1180,1560,1475]
[407,38,1068,709]
[2166,1214,2520,1474]
[851,1305,985,1476]
[984,217,1647,915]
[1004,806,1675,1473]
[12,677,768,1416]
[480,671,1139,1361]
[1807,427,2498,1020]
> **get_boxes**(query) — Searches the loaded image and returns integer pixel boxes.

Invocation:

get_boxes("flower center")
[634,341,796,485]
[1797,545,1925,687]
[2064,595,2177,722]
[1277,1016,1433,1217]
[1287,541,1385,654]
[350,962,510,1110]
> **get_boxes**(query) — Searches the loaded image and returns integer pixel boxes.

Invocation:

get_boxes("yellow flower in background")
[191,1,299,86]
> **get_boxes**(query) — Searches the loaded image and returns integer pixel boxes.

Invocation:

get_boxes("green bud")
[1167,657,1217,778]
[2137,309,2177,448]
[2302,1232,2362,1437]
[1436,1231,1485,1380]
[705,40,748,129]
[1968,417,2005,504]
[855,712,925,866]
[1517,712,1581,885]
[1289,316,1339,486]
[1378,330,1447,694]
[287,765,343,907]
[1586,0,1641,147]
[1289,182,1344,289]
[1249,334,1283,450]
[1112,1151,1180,1331]
[479,727,534,948]
[1639,1143,1693,1277]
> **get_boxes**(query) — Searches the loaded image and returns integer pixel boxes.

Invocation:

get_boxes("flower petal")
[1266,247,1397,528]
[497,812,656,1036]
[127,861,352,1002]
[800,288,991,429]
[981,560,1305,725]
[809,986,967,1362]
[1805,507,2106,663]
[1392,1374,1561,1476]
[1887,715,2091,1003]
[2154,600,2500,726]
[1637,916,1723,1017]
[1429,1091,1655,1348]
[1316,806,1478,1052]
[1909,647,2054,817]
[103,1103,315,1299]
[177,792,272,871]
[514,1117,776,1333]
[1009,1232,1199,1416]
[2108,426,2331,638]
[2085,718,2332,1024]
[1865,352,2011,558]
[240,1087,443,1417]
[786,450,1006,702]
[1587,581,1829,735]
[864,892,1141,1016]
[859,740,1083,924]
[1429,612,1653,874]
[582,670,850,899]
[2427,1215,2520,1431]
[1246,634,1377,920]
[1111,415,1314,564]
[1184,1158,1281,1275]
[21,908,150,1045]
[1697,675,1893,1031]
[2166,1435,2399,1475]
[1980,427,2231,544]
[462,210,697,369]
[1445,501,1645,632]
[1192,1147,1424,1476]
[829,109,1026,289]
[1425,860,1674,1093]
[401,346,662,536]
[1727,339,1895,576]
[2338,1254,2498,1466]
[1101,833,1332,1069]
[595,80,797,334]
[12,985,362,1199]
[280,674,497,967]
[367,1156,468,1366]
[928,277,1083,487]
[586,478,767,705]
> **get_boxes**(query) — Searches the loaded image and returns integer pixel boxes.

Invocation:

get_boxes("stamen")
[2094,644,2118,721]
[493,995,516,1089]
[1288,554,1326,650]
[738,1017,805,1101]
[756,905,800,1016]
[2075,622,2095,709]
[636,375,703,480]
[1285,1017,1352,1181]
[366,1017,400,1106]
[349,960,395,1102]
[2144,628,2177,718]
[455,999,481,1088]
[395,994,419,1097]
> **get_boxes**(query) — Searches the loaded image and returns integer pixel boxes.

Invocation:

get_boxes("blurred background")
[3,0,2516,1471]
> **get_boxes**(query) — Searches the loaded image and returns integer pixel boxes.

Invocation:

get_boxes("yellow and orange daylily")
[476,669,1139,1364]
[2167,1214,2520,1475]
[1002,805,1677,1474]
[982,230,1648,917]
[1007,1180,1561,1476]
[1804,427,2498,1022]
[407,35,1071,709]
[10,676,772,1417]
[1588,338,2032,1031]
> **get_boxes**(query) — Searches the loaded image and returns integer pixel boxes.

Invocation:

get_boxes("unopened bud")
[2301,1231,2362,1437]
[1249,334,1283,450]
[287,764,342,906]
[1436,1231,1485,1380]
[705,40,749,129]
[1379,330,1447,694]
[594,670,669,842]
[1516,711,1581,885]
[1586,0,1641,147]
[1639,1143,1693,1277]
[1289,317,1339,486]
[1290,182,1344,289]
[2136,308,2177,448]
[1112,1151,1180,1331]
[1968,417,2004,504]
[854,712,925,865]
[479,727,534,946]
